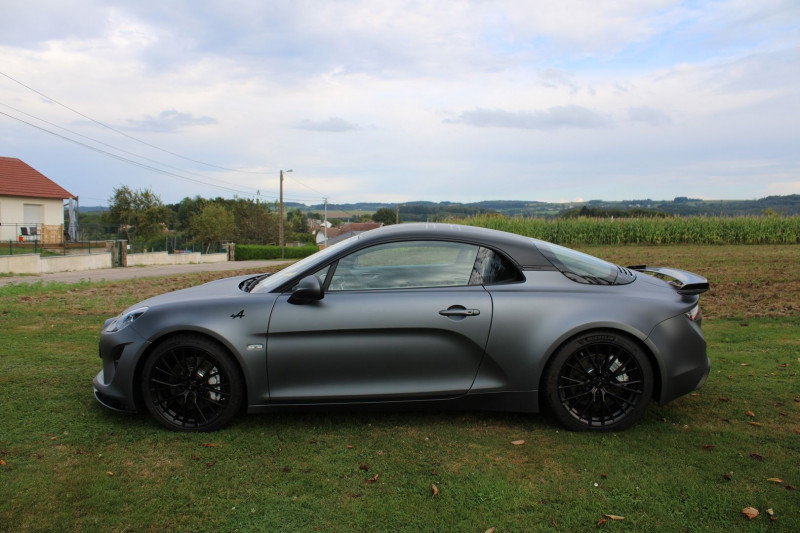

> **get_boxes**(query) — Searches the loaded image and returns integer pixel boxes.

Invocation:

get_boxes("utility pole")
[395,204,400,225]
[323,198,328,247]
[279,169,293,259]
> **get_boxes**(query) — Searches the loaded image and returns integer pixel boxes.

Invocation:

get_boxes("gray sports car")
[94,223,710,432]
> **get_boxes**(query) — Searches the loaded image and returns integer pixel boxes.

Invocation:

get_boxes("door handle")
[439,307,480,317]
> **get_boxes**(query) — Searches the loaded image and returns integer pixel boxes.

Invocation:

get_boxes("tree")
[287,208,307,234]
[190,204,236,253]
[372,207,399,225]
[105,186,169,244]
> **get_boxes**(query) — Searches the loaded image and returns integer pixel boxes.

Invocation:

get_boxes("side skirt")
[246,390,539,414]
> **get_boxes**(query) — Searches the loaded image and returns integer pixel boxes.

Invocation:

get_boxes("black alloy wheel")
[141,335,243,432]
[544,331,653,431]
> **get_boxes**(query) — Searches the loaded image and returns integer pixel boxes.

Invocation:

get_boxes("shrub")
[234,244,319,260]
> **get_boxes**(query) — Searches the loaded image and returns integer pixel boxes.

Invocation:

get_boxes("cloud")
[125,109,218,132]
[628,106,672,126]
[447,105,613,130]
[293,117,362,132]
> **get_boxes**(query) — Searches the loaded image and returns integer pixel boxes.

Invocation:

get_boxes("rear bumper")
[647,314,710,405]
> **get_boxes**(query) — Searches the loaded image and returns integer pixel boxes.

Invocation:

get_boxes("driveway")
[0,260,292,287]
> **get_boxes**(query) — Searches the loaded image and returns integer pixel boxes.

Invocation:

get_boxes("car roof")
[356,223,553,269]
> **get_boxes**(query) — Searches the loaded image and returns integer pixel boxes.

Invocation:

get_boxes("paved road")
[0,260,293,287]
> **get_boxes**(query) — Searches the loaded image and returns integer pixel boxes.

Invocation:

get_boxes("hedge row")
[234,244,319,261]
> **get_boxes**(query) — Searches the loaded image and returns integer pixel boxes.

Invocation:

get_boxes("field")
[456,214,800,245]
[1,245,799,531]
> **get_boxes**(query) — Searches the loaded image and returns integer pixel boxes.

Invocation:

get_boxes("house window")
[23,204,44,226]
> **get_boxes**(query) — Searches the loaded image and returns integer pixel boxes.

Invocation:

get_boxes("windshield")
[535,239,634,285]
[249,235,359,293]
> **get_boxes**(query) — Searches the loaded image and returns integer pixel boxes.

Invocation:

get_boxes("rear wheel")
[141,335,243,432]
[544,331,652,431]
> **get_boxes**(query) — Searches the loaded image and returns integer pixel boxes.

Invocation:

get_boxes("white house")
[0,157,76,244]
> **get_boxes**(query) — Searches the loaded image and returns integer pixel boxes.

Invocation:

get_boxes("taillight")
[685,304,701,322]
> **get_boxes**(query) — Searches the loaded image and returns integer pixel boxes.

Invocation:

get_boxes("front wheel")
[141,335,244,432]
[544,331,653,431]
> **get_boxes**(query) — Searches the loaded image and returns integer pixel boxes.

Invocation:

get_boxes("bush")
[234,244,319,260]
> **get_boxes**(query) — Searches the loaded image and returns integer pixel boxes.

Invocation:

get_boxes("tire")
[140,335,244,432]
[544,331,653,432]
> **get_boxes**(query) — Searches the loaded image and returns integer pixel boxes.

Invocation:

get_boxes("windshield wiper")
[240,273,272,293]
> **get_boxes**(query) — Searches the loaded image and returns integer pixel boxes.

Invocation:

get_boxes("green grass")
[1,248,799,531]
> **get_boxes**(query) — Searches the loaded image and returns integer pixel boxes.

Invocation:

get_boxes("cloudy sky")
[1,0,798,206]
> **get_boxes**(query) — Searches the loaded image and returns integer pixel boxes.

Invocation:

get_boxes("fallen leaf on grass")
[702,444,716,450]
[718,396,731,402]
[202,443,218,448]
[0,459,6,466]
[484,528,496,533]
[741,507,759,520]
[767,477,783,483]
[365,474,379,484]
[745,410,755,417]
[723,473,732,481]
[749,453,763,461]
[603,514,625,521]
[346,444,354,449]
[741,363,750,367]
[431,484,439,497]
[511,440,525,446]
[359,463,370,471]
[786,485,796,490]
[748,421,763,427]
[597,518,607,526]
[105,471,114,477]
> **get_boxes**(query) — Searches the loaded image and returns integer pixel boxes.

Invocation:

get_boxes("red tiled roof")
[0,157,75,199]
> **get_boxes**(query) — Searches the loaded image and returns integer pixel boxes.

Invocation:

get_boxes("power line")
[0,110,315,203]
[0,70,271,174]
[0,101,271,191]
[1,70,340,205]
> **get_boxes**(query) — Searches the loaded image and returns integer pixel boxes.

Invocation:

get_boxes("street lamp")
[279,169,293,259]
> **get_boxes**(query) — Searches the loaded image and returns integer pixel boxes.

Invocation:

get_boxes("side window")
[328,241,479,290]
[469,247,523,285]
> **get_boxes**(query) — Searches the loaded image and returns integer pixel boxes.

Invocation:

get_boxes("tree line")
[73,186,307,252]
[76,186,397,251]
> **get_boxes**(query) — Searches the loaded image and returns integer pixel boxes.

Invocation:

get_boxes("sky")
[1,0,798,207]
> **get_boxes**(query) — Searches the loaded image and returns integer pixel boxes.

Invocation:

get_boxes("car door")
[266,240,493,402]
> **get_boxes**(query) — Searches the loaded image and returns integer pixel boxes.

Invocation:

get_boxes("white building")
[0,157,76,244]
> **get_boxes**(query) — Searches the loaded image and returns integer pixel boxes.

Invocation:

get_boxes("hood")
[123,274,254,312]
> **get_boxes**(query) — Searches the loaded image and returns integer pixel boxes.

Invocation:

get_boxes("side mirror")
[288,275,324,304]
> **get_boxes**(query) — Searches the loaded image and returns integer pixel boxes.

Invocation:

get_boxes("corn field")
[453,215,800,245]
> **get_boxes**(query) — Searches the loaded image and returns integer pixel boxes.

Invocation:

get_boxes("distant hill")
[74,195,800,220]
[77,205,108,213]
[308,195,800,219]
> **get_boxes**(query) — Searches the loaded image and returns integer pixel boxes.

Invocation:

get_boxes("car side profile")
[93,223,710,432]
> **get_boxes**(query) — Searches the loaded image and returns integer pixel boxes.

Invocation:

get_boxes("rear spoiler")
[627,265,709,295]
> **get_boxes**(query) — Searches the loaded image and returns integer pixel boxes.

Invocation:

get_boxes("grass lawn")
[0,246,798,531]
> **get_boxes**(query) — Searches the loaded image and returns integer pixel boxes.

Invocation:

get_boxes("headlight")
[104,307,148,333]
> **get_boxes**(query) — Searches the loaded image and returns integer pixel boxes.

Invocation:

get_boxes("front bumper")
[92,325,152,413]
